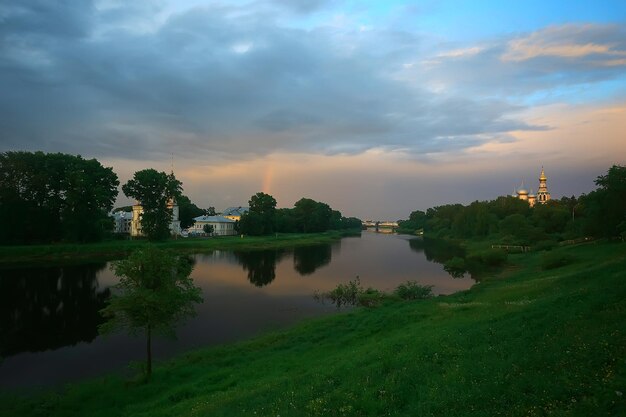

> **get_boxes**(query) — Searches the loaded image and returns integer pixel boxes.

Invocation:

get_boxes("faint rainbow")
[262,164,273,195]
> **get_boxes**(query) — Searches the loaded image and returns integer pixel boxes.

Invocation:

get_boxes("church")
[513,168,551,207]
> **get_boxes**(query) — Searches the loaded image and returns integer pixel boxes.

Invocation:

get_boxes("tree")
[0,151,119,244]
[99,247,202,379]
[239,192,277,235]
[203,224,214,235]
[177,195,205,229]
[122,169,182,240]
[583,165,626,238]
[293,198,333,233]
[205,206,216,216]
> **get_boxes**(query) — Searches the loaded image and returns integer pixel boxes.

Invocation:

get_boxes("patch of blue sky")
[339,0,626,39]
[518,78,626,107]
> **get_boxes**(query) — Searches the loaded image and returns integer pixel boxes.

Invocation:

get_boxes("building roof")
[194,215,235,223]
[110,211,132,219]
[222,206,249,216]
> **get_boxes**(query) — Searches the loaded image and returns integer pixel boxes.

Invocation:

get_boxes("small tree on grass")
[99,247,202,379]
[203,224,214,235]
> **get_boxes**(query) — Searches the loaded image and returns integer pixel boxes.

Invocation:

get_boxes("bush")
[356,288,385,307]
[534,240,558,252]
[468,249,508,267]
[541,251,575,270]
[314,277,364,308]
[394,281,434,300]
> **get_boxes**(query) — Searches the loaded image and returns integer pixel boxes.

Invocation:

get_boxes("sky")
[1,0,625,220]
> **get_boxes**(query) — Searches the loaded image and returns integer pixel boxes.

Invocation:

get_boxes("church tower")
[536,167,551,204]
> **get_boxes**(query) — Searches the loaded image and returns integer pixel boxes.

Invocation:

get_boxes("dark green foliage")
[581,165,626,238]
[99,247,202,377]
[122,169,182,241]
[541,251,576,270]
[533,239,558,252]
[177,195,206,230]
[397,210,427,234]
[393,281,434,300]
[239,192,277,236]
[293,198,333,233]
[314,277,365,308]
[0,151,119,244]
[202,224,214,235]
[356,288,385,307]
[467,248,508,267]
[240,193,362,235]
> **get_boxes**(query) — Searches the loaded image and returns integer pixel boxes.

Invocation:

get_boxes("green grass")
[2,241,625,416]
[0,231,355,265]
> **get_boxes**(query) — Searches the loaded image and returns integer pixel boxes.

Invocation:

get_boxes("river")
[0,232,473,389]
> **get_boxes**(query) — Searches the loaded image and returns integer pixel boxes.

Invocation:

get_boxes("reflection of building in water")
[513,168,551,208]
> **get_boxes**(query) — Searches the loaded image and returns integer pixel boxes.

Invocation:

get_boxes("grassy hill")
[2,240,625,416]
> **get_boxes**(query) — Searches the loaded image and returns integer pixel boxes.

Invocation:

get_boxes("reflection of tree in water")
[293,244,332,275]
[408,237,465,264]
[233,250,285,287]
[0,263,110,358]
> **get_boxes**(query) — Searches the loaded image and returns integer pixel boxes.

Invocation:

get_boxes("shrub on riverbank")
[394,281,434,300]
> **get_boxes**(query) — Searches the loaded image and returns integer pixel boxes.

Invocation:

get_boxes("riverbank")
[2,238,624,416]
[0,231,357,265]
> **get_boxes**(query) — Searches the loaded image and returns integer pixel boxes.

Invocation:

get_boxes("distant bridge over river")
[362,220,399,232]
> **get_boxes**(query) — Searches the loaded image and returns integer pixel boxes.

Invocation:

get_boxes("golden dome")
[539,168,547,181]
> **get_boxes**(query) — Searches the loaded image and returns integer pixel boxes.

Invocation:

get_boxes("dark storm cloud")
[0,2,603,161]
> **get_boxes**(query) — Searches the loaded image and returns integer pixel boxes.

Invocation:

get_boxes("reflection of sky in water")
[0,232,472,389]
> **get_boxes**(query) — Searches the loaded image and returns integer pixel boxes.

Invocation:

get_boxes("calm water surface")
[0,232,473,388]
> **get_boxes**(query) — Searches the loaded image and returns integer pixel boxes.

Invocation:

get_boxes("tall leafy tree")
[122,169,182,240]
[239,192,277,235]
[99,247,202,379]
[293,198,333,233]
[0,151,118,244]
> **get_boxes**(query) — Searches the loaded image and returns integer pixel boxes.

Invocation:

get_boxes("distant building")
[131,198,181,237]
[191,215,236,236]
[222,206,249,221]
[111,211,132,234]
[513,168,551,207]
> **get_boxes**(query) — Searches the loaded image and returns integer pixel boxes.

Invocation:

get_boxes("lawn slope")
[2,241,625,416]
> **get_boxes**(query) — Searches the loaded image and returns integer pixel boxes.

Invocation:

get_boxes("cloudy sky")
[1,0,625,219]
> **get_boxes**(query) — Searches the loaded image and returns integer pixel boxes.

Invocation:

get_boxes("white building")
[222,206,249,221]
[191,215,236,236]
[130,199,181,237]
[111,211,132,234]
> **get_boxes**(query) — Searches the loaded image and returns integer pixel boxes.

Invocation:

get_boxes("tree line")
[0,151,361,244]
[398,165,626,244]
[237,192,362,236]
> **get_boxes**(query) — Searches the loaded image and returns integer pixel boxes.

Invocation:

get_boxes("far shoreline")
[0,230,361,266]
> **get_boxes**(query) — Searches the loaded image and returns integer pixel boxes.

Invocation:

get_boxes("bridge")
[362,220,399,231]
